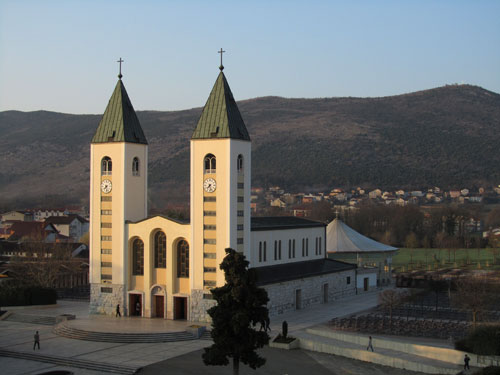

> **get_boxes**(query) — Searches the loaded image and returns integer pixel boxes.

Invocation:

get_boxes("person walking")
[116,304,121,317]
[464,354,470,370]
[33,331,40,350]
[367,336,374,352]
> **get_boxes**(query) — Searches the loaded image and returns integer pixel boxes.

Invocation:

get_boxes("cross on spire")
[218,48,225,71]
[117,57,124,79]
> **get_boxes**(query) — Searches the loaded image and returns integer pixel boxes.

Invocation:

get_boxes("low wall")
[298,334,457,374]
[306,327,498,368]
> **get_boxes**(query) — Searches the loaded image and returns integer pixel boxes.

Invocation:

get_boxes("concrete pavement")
[0,290,384,374]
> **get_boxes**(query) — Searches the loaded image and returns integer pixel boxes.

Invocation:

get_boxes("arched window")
[154,231,166,268]
[177,239,189,278]
[237,154,243,172]
[132,157,140,176]
[101,157,112,175]
[204,154,216,174]
[132,238,144,275]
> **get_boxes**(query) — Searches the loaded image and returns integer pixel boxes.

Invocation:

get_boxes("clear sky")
[1,0,499,114]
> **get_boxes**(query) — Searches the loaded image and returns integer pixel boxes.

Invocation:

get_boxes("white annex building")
[326,218,398,292]
[89,64,356,321]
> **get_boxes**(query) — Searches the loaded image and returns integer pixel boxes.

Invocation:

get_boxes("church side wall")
[264,269,356,317]
[250,227,325,268]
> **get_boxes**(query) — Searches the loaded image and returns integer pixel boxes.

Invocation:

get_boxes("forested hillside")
[0,84,499,210]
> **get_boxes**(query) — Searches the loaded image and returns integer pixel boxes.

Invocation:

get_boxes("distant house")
[368,189,382,199]
[292,206,312,217]
[410,191,424,198]
[302,194,314,204]
[31,209,66,222]
[395,190,406,197]
[461,189,469,196]
[335,192,348,202]
[45,215,89,241]
[7,221,65,242]
[449,190,461,199]
[395,197,406,206]
[281,193,297,205]
[1,211,33,223]
[251,187,264,194]
[349,198,360,206]
[468,196,483,203]
[270,198,286,208]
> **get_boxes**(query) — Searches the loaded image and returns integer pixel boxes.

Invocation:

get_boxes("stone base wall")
[90,283,125,315]
[190,289,216,323]
[264,269,356,316]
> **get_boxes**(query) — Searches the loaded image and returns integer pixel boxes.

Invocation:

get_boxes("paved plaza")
[0,291,416,375]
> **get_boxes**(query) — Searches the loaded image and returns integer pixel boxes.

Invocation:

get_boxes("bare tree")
[405,232,418,265]
[452,276,491,328]
[378,289,409,328]
[9,241,80,288]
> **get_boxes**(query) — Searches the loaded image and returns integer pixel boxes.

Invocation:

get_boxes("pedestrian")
[116,304,121,317]
[135,301,140,316]
[367,335,374,352]
[464,354,470,370]
[33,331,40,350]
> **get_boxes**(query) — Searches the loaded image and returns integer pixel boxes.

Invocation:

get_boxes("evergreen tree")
[202,248,270,375]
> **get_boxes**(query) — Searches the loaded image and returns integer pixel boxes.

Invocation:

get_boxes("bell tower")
[190,61,251,303]
[89,62,148,315]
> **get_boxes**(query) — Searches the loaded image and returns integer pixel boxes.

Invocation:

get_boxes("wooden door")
[364,277,369,291]
[174,297,186,320]
[155,295,164,318]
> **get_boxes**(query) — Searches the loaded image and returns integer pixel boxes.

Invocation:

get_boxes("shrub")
[0,282,57,307]
[474,367,500,375]
[455,325,500,355]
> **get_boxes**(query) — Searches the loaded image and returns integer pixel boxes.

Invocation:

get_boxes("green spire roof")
[91,79,147,144]
[192,72,250,141]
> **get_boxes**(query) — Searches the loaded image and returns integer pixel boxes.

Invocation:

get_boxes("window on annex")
[204,154,216,174]
[154,231,166,268]
[132,157,140,176]
[132,238,144,275]
[177,239,189,278]
[237,154,243,172]
[101,156,112,175]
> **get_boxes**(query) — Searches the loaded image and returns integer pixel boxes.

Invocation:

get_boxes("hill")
[0,84,499,209]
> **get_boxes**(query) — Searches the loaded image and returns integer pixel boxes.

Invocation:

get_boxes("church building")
[89,61,356,321]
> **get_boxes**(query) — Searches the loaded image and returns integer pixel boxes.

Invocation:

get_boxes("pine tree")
[202,248,270,375]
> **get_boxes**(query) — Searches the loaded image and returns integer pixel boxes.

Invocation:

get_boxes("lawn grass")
[393,248,500,271]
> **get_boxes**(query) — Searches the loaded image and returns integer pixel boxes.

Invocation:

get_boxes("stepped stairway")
[4,313,57,325]
[200,330,212,340]
[294,327,480,375]
[53,323,197,343]
[0,349,139,374]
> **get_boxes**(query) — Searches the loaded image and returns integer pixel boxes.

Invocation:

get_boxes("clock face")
[101,179,112,193]
[203,178,217,193]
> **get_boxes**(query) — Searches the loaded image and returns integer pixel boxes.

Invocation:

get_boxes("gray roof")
[327,218,398,253]
[91,79,147,144]
[253,258,356,285]
[191,72,250,141]
[251,216,325,231]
